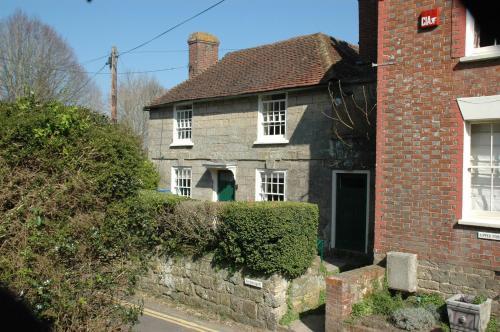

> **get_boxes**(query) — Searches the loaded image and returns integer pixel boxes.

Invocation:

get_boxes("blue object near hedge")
[157,188,171,193]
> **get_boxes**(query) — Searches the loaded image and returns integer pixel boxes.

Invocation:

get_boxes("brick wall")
[375,0,500,313]
[188,32,219,79]
[325,265,385,332]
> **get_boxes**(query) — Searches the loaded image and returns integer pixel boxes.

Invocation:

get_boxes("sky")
[0,0,359,102]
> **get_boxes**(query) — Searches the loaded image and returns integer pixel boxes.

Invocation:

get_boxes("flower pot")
[446,294,492,332]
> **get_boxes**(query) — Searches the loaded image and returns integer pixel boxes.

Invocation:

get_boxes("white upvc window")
[171,167,192,197]
[465,10,500,58]
[255,169,286,201]
[171,103,193,146]
[254,93,289,145]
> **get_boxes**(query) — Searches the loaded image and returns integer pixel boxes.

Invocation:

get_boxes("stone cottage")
[374,0,499,313]
[145,31,376,254]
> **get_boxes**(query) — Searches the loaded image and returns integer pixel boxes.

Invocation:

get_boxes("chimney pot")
[188,32,219,79]
[358,0,378,63]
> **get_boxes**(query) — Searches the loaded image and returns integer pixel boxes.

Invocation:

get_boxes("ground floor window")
[256,170,286,201]
[469,122,500,212]
[172,167,192,197]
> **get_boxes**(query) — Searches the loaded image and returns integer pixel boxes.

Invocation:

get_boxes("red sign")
[420,8,440,28]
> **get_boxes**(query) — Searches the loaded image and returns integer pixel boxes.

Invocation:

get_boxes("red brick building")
[375,0,499,312]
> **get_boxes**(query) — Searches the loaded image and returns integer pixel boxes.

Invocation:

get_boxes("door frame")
[207,166,237,201]
[216,170,236,201]
[330,170,370,253]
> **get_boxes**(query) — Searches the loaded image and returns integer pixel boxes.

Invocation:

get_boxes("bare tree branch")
[117,72,165,149]
[0,10,103,110]
[326,80,376,146]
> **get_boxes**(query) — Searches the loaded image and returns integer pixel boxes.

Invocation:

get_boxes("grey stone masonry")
[147,88,335,238]
[387,252,417,292]
[417,260,499,316]
[139,254,327,331]
[147,84,376,246]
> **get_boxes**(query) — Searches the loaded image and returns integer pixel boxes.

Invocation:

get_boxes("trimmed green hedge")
[139,196,320,279]
[215,202,319,279]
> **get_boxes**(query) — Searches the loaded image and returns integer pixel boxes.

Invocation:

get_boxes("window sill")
[253,139,289,145]
[458,217,500,229]
[460,51,500,63]
[169,141,194,147]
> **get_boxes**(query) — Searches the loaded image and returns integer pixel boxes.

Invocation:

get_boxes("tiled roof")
[148,33,367,108]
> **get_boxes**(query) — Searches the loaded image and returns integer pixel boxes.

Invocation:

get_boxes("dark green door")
[217,170,235,201]
[335,173,368,252]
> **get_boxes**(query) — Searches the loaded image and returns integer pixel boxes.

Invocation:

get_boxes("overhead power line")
[80,54,110,65]
[0,55,186,75]
[71,62,108,97]
[119,0,227,57]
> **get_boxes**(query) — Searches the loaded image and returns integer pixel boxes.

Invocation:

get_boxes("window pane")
[493,168,500,212]
[493,124,500,166]
[470,124,491,167]
[471,168,491,211]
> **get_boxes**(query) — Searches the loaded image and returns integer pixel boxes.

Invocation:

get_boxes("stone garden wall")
[417,260,499,316]
[140,254,326,330]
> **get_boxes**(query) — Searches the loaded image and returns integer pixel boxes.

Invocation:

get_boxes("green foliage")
[279,285,299,326]
[407,292,446,321]
[351,300,374,318]
[486,317,497,332]
[472,294,487,305]
[391,307,436,331]
[215,201,319,279]
[439,321,451,332]
[0,99,159,331]
[319,261,337,278]
[318,289,326,306]
[350,284,404,319]
[159,200,221,256]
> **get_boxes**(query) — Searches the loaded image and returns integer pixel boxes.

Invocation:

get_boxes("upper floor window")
[465,10,500,57]
[255,93,289,145]
[172,103,193,146]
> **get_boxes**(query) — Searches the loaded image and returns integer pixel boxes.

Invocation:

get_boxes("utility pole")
[109,46,118,123]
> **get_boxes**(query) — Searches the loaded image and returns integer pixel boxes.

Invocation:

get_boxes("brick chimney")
[188,32,219,79]
[358,0,378,63]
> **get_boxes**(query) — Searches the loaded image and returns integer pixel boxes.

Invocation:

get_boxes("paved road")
[131,297,251,332]
[136,307,218,332]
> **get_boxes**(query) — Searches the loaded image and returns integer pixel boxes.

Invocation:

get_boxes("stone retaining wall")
[417,260,499,316]
[140,254,326,330]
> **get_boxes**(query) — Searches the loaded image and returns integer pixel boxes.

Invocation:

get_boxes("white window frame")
[171,166,192,198]
[460,121,500,229]
[255,169,287,201]
[254,92,289,145]
[463,10,500,61]
[171,103,194,147]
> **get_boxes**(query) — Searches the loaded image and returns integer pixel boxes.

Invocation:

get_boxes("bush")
[350,282,404,319]
[0,98,159,331]
[159,200,221,256]
[407,293,446,321]
[215,201,319,279]
[391,307,436,331]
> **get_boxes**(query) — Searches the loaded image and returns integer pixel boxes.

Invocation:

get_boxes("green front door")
[335,172,368,252]
[217,170,235,201]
